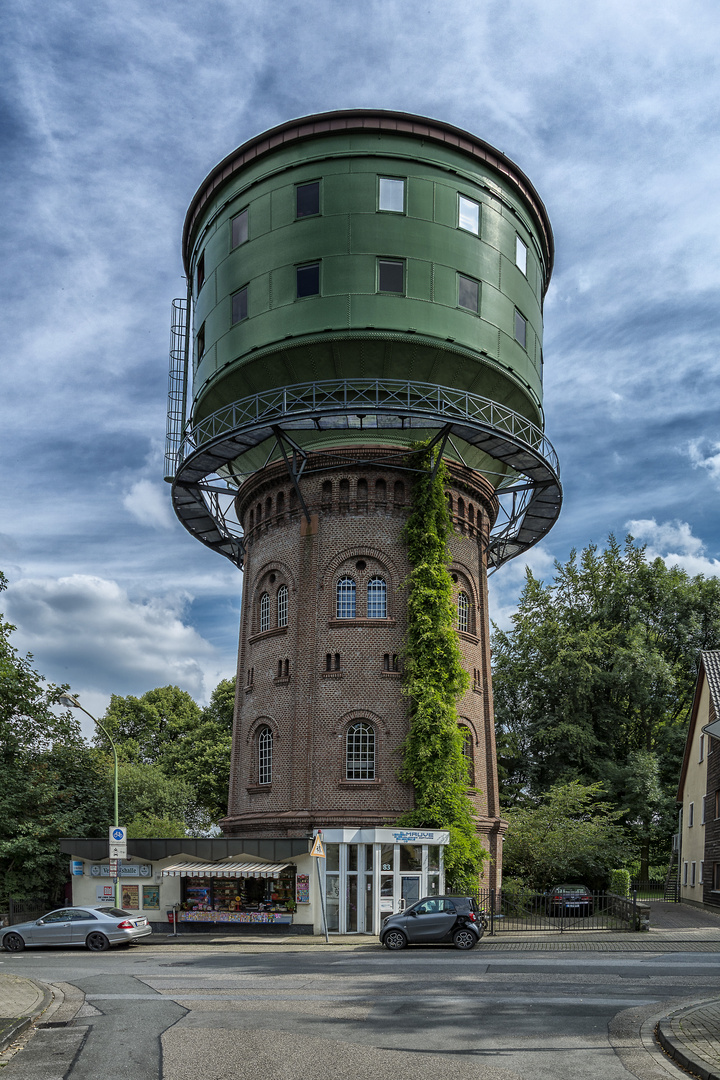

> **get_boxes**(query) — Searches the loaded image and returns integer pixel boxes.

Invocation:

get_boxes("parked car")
[547,884,594,917]
[2,906,152,952]
[380,895,484,950]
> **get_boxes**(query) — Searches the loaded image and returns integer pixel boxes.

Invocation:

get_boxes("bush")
[608,869,630,897]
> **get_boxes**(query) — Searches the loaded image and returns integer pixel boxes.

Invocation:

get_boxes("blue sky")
[2,0,720,724]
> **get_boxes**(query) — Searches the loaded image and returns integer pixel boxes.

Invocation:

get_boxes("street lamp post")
[59,694,121,907]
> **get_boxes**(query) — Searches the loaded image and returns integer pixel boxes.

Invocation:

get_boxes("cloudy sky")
[2,0,720,724]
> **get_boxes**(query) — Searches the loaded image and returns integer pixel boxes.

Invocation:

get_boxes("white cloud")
[123,479,174,530]
[625,518,720,578]
[488,544,557,631]
[5,574,233,712]
[688,440,720,488]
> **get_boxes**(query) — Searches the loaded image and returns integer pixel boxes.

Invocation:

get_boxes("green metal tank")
[166,110,560,567]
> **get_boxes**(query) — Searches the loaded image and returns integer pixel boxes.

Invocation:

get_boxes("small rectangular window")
[702,798,706,825]
[716,790,720,819]
[378,258,404,293]
[296,262,320,298]
[689,802,694,827]
[514,309,527,349]
[458,194,480,235]
[715,863,720,891]
[296,181,320,218]
[691,862,696,886]
[196,252,205,293]
[701,860,705,883]
[231,208,248,248]
[700,734,705,762]
[458,274,479,313]
[197,322,205,359]
[378,177,405,213]
[232,287,248,324]
[682,861,688,886]
[515,235,528,275]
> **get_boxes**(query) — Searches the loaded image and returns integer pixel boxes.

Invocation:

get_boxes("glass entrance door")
[401,876,421,909]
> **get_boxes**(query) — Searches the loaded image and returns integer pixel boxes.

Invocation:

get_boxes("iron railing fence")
[631,879,679,902]
[468,888,646,933]
[6,897,50,926]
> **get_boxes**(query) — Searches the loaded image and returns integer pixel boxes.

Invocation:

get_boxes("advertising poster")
[296,875,310,904]
[142,885,160,909]
[122,884,139,909]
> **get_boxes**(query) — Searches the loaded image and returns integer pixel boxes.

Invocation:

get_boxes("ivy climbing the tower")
[397,446,487,891]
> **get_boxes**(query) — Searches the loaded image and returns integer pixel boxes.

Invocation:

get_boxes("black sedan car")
[547,884,594,916]
[380,895,484,950]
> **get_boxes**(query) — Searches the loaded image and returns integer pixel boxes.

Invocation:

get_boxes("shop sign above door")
[90,864,152,878]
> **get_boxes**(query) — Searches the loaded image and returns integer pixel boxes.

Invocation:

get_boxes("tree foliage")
[492,536,720,873]
[397,449,486,890]
[502,781,628,889]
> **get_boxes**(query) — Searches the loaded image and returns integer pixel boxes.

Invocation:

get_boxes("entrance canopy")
[161,861,289,879]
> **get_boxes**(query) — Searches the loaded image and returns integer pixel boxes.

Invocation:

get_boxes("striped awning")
[161,861,289,879]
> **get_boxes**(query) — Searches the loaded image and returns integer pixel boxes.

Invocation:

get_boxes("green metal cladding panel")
[185,120,551,436]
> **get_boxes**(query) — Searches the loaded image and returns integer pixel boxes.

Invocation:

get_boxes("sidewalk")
[0,973,51,1052]
[657,999,720,1080]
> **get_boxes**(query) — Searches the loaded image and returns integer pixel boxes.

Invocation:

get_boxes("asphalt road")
[2,943,719,1080]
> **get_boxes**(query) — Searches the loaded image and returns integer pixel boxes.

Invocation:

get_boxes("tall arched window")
[346,722,376,780]
[260,592,271,632]
[367,577,387,618]
[457,591,469,633]
[277,585,288,627]
[460,727,474,786]
[258,727,273,785]
[336,578,356,618]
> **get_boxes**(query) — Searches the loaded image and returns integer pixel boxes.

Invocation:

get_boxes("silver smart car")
[2,906,152,952]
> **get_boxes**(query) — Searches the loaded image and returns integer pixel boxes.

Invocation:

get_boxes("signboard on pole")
[310,834,325,858]
[109,826,127,860]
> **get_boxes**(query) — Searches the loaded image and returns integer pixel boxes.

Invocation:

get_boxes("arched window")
[457,591,469,633]
[460,727,474,786]
[367,577,387,618]
[458,497,465,518]
[357,478,368,507]
[249,509,254,531]
[447,492,453,515]
[321,480,333,509]
[346,722,376,780]
[260,592,271,632]
[258,727,273,785]
[468,503,475,529]
[375,479,386,505]
[277,585,288,627]
[336,578,356,618]
[265,496,272,518]
[277,491,285,516]
[339,478,350,508]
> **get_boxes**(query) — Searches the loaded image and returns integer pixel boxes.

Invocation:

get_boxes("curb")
[0,977,53,1054]
[656,1000,720,1080]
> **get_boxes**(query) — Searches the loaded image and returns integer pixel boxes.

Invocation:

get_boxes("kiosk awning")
[161,861,290,878]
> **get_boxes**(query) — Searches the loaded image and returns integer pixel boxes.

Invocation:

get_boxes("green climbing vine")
[396,445,487,891]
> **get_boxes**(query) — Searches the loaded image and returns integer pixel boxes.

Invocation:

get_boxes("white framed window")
[691,862,696,886]
[346,722,376,780]
[458,194,480,235]
[367,578,387,619]
[515,235,528,275]
[683,861,688,886]
[277,585,288,628]
[258,727,273,785]
[689,802,694,827]
[336,578,356,619]
[378,177,405,213]
[514,309,527,349]
[457,591,469,633]
[260,592,271,632]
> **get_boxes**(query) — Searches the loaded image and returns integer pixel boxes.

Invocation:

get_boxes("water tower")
[165,110,560,909]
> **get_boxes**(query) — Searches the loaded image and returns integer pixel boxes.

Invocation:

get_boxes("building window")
[232,287,248,324]
[260,592,271,633]
[716,790,720,819]
[336,578,356,619]
[458,274,479,313]
[258,727,272,785]
[346,722,376,780]
[689,802,694,827]
[231,208,249,249]
[700,734,705,762]
[378,177,405,213]
[458,194,480,235]
[515,235,528,275]
[702,798,706,825]
[683,861,688,886]
[691,862,697,886]
[701,860,705,884]
[277,585,288,628]
[367,578,387,619]
[197,322,205,360]
[196,251,205,293]
[514,310,527,349]
[715,863,720,891]
[461,727,474,786]
[457,591,469,633]
[296,181,320,218]
[378,259,404,294]
[297,262,320,298]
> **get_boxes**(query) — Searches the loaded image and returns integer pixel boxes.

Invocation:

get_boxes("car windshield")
[94,907,132,918]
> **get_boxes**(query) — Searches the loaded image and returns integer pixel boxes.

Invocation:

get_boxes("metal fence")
[473,889,646,933]
[630,879,678,902]
[6,897,49,926]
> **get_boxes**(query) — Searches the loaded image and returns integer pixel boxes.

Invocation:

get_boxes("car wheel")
[383,930,407,951]
[3,933,25,952]
[453,928,477,950]
[86,932,110,952]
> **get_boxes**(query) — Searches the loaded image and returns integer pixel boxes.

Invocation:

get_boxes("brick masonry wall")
[221,451,507,886]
